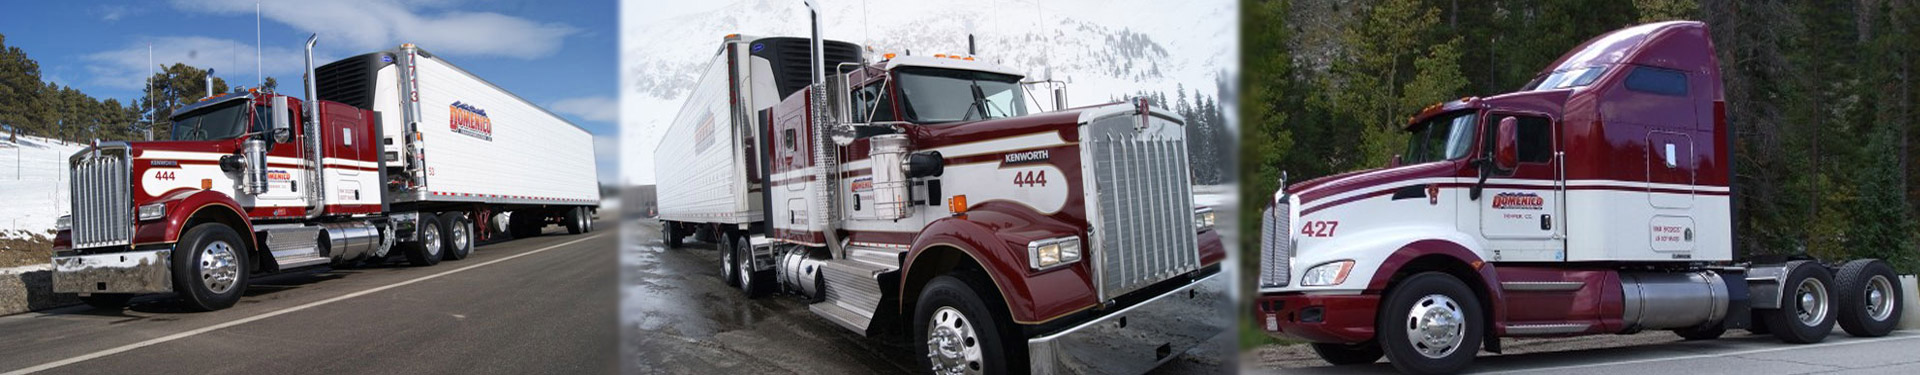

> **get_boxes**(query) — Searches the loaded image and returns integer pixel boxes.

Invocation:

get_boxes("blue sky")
[1,0,619,184]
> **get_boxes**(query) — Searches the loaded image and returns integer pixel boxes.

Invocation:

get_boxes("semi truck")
[652,6,1228,374]
[50,35,601,312]
[1255,21,1906,374]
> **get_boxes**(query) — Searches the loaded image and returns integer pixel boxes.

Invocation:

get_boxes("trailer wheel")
[661,221,681,248]
[1836,259,1902,337]
[720,232,739,287]
[735,235,768,298]
[404,214,444,267]
[79,294,135,310]
[914,274,1013,375]
[1379,272,1482,375]
[441,213,473,261]
[565,207,587,234]
[1759,261,1836,343]
[172,223,250,311]
[1311,342,1385,365]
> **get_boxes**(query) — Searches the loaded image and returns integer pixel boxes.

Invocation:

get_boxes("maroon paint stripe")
[1299,183,1732,216]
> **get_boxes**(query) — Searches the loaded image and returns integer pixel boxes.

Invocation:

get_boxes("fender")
[1366,239,1508,333]
[901,201,1097,325]
[132,188,256,247]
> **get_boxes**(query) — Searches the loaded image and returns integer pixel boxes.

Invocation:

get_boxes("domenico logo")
[1491,192,1544,210]
[450,101,493,141]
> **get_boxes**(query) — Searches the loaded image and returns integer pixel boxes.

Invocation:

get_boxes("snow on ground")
[1193,183,1236,210]
[0,135,81,240]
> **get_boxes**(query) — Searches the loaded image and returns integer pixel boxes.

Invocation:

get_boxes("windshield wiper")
[965,83,989,122]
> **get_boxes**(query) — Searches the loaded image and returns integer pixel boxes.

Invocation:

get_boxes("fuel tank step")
[810,257,895,336]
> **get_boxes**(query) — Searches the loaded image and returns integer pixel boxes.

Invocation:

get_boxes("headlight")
[1300,260,1355,286]
[1193,207,1216,231]
[1027,236,1083,271]
[137,202,167,221]
[56,215,71,231]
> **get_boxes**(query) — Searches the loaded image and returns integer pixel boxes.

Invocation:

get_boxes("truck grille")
[1087,117,1200,300]
[1259,199,1291,288]
[69,146,133,249]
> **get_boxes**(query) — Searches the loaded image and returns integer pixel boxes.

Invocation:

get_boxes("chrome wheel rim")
[199,240,239,294]
[1795,277,1830,326]
[926,306,983,375]
[1405,294,1466,359]
[736,245,753,290]
[721,240,735,283]
[423,223,442,257]
[1866,275,1895,321]
[451,220,470,255]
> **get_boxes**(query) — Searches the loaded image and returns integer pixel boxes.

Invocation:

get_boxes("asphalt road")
[0,220,617,374]
[619,217,1234,374]
[1251,329,1920,374]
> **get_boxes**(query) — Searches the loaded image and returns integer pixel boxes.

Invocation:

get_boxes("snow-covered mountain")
[619,0,1237,185]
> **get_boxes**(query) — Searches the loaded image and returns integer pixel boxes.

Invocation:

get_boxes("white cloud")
[593,133,621,185]
[96,5,139,21]
[81,36,306,91]
[171,0,579,60]
[549,96,619,123]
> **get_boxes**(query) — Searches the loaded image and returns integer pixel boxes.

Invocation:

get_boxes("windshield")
[1523,66,1607,91]
[170,101,251,141]
[1401,111,1478,164]
[895,68,1027,123]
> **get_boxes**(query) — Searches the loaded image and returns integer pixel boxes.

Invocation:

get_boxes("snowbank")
[0,135,81,240]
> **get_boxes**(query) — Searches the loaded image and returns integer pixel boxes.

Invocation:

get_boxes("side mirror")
[1494,116,1519,171]
[270,96,292,143]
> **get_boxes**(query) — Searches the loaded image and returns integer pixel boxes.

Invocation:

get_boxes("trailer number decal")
[1013,170,1048,187]
[1300,221,1338,237]
[450,101,493,141]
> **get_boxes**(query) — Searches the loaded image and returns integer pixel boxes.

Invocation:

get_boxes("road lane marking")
[1,232,608,375]
[1477,333,1920,374]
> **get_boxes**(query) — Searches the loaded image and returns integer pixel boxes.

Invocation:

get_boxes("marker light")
[947,195,968,216]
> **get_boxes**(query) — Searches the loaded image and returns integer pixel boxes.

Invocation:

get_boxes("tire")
[79,293,135,310]
[1835,259,1903,337]
[440,212,473,261]
[1759,261,1837,343]
[404,214,444,267]
[1672,323,1727,340]
[719,232,738,287]
[735,235,768,298]
[1379,272,1483,375]
[914,274,1016,375]
[1311,342,1385,365]
[662,221,681,248]
[172,223,249,311]
[565,207,585,235]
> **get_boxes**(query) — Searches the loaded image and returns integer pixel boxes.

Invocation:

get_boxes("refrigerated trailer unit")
[51,36,600,312]
[1255,21,1905,375]
[654,26,1229,375]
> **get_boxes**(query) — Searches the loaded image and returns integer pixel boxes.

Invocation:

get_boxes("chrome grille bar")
[1259,199,1292,288]
[69,145,132,249]
[1088,114,1199,300]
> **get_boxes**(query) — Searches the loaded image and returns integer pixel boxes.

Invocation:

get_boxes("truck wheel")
[1379,272,1482,375]
[914,274,1013,375]
[79,294,135,310]
[440,213,473,261]
[735,235,768,298]
[404,214,444,267]
[565,207,587,234]
[719,232,739,287]
[1836,259,1903,337]
[662,221,681,248]
[1311,342,1385,365]
[1759,261,1836,343]
[1672,323,1727,340]
[172,223,250,311]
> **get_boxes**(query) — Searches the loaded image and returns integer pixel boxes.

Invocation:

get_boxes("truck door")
[1477,113,1567,261]
[254,102,307,212]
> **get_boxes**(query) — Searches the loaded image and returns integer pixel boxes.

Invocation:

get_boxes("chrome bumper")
[51,249,174,294]
[1028,271,1230,375]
